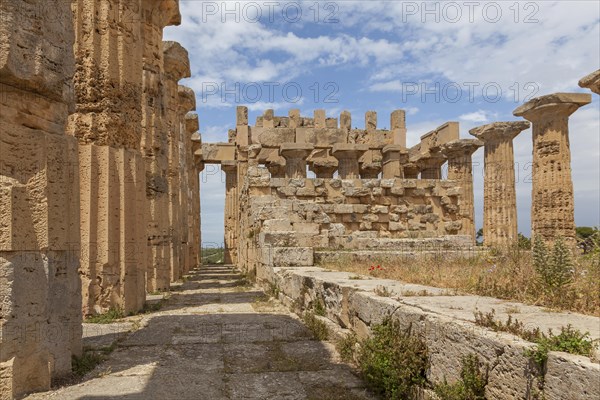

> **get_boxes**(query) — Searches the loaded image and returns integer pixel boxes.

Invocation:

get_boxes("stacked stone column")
[222,161,238,265]
[469,122,529,247]
[70,0,147,315]
[141,1,181,292]
[235,107,250,268]
[186,113,201,272]
[0,1,82,396]
[162,41,191,282]
[280,144,314,178]
[514,93,591,245]
[177,87,197,276]
[332,144,368,178]
[441,140,483,242]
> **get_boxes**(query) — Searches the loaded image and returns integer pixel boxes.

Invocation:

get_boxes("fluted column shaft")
[470,122,529,247]
[442,140,482,242]
[514,93,591,245]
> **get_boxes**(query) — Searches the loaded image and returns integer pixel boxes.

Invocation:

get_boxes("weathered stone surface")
[514,93,591,244]
[470,122,529,247]
[578,69,600,94]
[265,266,600,400]
[1,1,82,397]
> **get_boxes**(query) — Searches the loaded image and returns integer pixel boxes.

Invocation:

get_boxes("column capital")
[469,121,530,142]
[178,85,196,113]
[163,41,191,81]
[513,93,591,121]
[185,113,199,134]
[578,69,600,95]
[440,139,483,158]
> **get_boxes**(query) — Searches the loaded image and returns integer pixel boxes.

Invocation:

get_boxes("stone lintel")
[420,121,459,145]
[513,92,592,119]
[578,69,600,95]
[469,121,530,142]
[201,142,236,163]
[163,41,191,81]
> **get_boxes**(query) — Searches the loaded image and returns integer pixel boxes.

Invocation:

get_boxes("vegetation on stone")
[357,319,429,399]
[433,354,488,400]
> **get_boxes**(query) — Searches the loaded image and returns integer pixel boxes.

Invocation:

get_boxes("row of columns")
[1,3,203,397]
[472,89,594,247]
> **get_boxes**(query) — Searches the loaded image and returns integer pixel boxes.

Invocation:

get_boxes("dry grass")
[320,247,600,316]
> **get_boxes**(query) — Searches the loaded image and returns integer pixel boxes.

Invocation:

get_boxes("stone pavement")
[27,265,376,400]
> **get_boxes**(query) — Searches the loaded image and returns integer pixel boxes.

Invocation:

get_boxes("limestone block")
[352,205,369,213]
[389,221,407,231]
[343,187,371,197]
[371,205,389,214]
[333,204,354,214]
[262,219,292,232]
[544,352,600,400]
[262,247,314,267]
[293,223,320,234]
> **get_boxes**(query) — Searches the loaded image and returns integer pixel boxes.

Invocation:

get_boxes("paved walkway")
[28,265,376,400]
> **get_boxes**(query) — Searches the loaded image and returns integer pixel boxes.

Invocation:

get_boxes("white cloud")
[459,110,491,123]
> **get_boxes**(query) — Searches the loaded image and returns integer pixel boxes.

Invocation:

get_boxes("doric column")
[382,145,408,179]
[280,143,314,178]
[514,93,591,245]
[579,69,600,94]
[163,41,191,284]
[309,149,339,178]
[470,122,529,247]
[222,161,238,265]
[142,1,181,293]
[186,113,201,271]
[416,151,446,179]
[403,162,420,179]
[332,144,368,178]
[70,0,147,315]
[441,139,483,242]
[266,155,286,178]
[177,87,196,278]
[0,0,82,395]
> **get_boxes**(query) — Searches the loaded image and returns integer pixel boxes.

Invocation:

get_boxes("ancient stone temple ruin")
[1,0,599,399]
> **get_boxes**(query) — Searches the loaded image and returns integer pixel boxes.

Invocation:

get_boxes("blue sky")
[164,1,600,246]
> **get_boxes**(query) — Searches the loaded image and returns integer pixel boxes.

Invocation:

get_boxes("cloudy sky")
[164,1,600,246]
